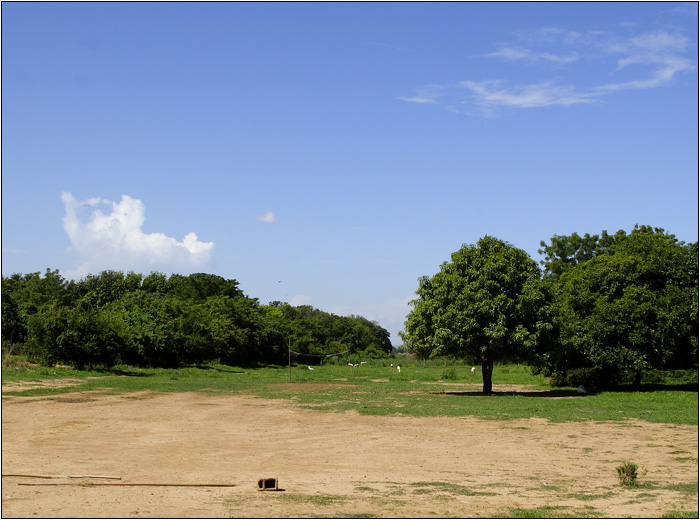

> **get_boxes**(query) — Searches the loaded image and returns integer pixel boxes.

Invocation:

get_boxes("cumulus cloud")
[61,192,214,276]
[255,211,278,223]
[400,26,696,115]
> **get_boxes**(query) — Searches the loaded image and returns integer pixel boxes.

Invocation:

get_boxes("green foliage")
[441,367,457,380]
[545,226,698,387]
[401,236,555,393]
[2,269,391,370]
[616,461,640,487]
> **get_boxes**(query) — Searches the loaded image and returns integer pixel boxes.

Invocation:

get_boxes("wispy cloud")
[398,84,443,104]
[400,26,696,115]
[485,46,579,65]
[255,211,278,223]
[459,80,595,108]
[61,192,214,277]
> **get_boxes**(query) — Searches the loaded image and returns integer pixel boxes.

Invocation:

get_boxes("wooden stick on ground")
[69,475,121,480]
[2,474,56,479]
[3,474,121,480]
[18,482,237,487]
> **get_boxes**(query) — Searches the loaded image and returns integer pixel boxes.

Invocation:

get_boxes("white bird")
[354,364,359,368]
[577,385,586,394]
[471,367,476,375]
[360,362,367,365]
[308,366,314,370]
[348,363,353,367]
[397,366,401,373]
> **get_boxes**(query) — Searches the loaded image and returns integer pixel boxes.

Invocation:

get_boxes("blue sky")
[2,2,698,345]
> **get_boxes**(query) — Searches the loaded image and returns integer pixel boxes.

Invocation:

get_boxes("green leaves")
[402,236,553,391]
[549,227,698,386]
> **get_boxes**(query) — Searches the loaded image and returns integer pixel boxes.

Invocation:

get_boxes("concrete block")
[257,478,278,491]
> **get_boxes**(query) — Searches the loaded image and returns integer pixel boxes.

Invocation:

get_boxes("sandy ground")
[1,381,698,518]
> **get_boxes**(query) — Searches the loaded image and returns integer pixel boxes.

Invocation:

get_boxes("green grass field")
[3,360,697,425]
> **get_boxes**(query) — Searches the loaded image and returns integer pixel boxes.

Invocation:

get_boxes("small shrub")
[616,461,639,487]
[441,368,457,380]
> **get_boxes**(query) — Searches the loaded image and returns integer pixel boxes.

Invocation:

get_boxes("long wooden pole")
[18,483,237,487]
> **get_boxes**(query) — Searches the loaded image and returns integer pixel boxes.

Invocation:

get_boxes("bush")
[441,367,458,380]
[616,461,639,487]
[565,368,603,390]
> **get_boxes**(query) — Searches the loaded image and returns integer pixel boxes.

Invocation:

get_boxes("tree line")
[1,271,392,369]
[401,225,698,392]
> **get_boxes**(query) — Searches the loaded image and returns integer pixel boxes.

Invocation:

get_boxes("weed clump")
[441,368,458,380]
[616,461,640,487]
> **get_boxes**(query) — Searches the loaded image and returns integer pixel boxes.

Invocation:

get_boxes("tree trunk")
[481,356,494,394]
[632,369,642,390]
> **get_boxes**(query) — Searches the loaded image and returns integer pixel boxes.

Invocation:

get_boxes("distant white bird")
[354,364,359,368]
[471,367,476,375]
[348,363,353,367]
[397,366,401,373]
[360,362,367,365]
[308,366,314,370]
[577,385,586,394]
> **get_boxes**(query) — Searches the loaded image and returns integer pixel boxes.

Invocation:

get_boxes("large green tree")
[548,226,698,388]
[401,236,554,393]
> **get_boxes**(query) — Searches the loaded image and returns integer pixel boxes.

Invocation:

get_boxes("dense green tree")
[4,268,391,369]
[25,304,123,368]
[167,273,243,301]
[550,226,698,388]
[539,229,626,278]
[74,270,143,309]
[401,236,554,393]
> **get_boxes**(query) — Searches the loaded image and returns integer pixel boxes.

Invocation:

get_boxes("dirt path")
[2,387,697,518]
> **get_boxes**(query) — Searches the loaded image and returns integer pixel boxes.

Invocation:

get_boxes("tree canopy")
[2,270,392,369]
[546,226,698,388]
[401,236,554,392]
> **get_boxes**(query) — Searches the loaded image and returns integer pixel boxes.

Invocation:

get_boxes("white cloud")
[459,80,596,108]
[397,84,443,104]
[400,27,696,114]
[255,211,278,223]
[290,294,313,306]
[485,46,579,65]
[61,192,214,276]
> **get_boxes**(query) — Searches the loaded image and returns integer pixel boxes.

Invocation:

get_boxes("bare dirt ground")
[2,381,698,518]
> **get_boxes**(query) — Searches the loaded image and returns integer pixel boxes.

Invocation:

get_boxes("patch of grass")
[507,506,602,518]
[662,511,699,518]
[566,492,615,501]
[408,481,493,496]
[3,363,697,425]
[663,482,699,495]
[674,457,698,463]
[273,493,349,506]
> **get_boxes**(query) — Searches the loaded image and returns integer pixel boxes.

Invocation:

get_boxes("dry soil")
[2,380,698,518]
